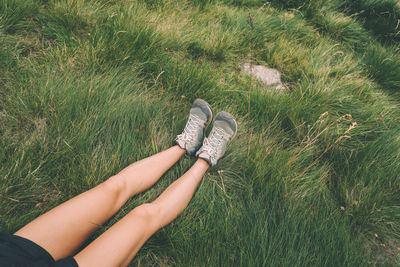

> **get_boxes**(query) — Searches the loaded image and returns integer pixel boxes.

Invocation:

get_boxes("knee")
[101,175,127,200]
[129,203,161,230]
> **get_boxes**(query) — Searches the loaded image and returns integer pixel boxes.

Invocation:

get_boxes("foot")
[175,99,213,155]
[196,111,237,167]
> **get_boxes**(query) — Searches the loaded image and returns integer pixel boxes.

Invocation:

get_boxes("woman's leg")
[74,159,209,267]
[15,145,185,260]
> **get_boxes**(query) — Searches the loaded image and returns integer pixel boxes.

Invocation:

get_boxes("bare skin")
[15,145,209,263]
[74,159,209,267]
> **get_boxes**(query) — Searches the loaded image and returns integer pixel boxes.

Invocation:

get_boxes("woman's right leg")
[14,145,185,260]
[15,98,214,260]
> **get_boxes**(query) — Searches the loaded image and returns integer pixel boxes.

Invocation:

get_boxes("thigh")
[74,204,159,267]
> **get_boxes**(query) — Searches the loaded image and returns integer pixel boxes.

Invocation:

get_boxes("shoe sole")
[194,98,213,127]
[215,111,238,139]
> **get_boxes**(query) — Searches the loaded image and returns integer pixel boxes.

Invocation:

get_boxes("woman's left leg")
[15,145,185,260]
[73,159,209,267]
[74,110,238,267]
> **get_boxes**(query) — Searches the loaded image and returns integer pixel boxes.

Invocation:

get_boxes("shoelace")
[202,127,225,159]
[177,114,203,144]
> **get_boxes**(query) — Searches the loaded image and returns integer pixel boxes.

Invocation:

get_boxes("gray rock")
[240,62,285,91]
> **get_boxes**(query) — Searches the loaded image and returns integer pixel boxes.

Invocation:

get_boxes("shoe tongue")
[190,107,207,121]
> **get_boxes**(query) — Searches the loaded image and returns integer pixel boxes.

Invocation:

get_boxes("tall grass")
[1,0,399,265]
[337,0,400,44]
[267,0,400,93]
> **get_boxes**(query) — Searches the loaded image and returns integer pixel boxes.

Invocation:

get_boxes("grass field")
[1,0,400,265]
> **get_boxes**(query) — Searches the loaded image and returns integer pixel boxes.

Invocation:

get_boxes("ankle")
[197,157,211,168]
[174,145,186,154]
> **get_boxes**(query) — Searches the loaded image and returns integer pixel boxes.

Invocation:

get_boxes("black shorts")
[0,234,78,267]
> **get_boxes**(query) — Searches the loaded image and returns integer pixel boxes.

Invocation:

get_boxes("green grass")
[1,0,399,265]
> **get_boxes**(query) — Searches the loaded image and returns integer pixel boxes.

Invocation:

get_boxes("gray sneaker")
[196,111,238,167]
[175,99,213,155]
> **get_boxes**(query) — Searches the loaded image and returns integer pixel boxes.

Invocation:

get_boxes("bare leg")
[74,159,209,267]
[15,145,185,260]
